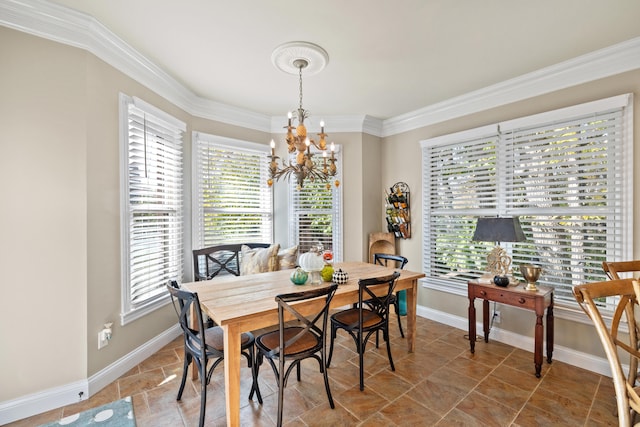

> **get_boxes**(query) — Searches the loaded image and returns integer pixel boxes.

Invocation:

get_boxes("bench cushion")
[240,244,280,275]
[277,245,298,270]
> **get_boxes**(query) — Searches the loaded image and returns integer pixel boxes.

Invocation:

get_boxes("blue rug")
[39,396,135,426]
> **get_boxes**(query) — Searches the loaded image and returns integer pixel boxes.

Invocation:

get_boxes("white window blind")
[193,133,272,248]
[120,94,185,325]
[289,148,343,261]
[421,94,632,307]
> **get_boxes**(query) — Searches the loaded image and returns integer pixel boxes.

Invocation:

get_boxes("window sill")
[121,294,171,326]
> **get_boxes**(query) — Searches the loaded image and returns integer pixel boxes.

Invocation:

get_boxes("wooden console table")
[467,280,554,377]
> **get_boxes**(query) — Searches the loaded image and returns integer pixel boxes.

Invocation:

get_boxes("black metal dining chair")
[373,253,408,338]
[167,281,261,427]
[254,284,338,427]
[328,271,401,391]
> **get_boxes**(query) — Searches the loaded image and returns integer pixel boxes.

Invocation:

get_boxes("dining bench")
[193,243,299,281]
[192,243,271,280]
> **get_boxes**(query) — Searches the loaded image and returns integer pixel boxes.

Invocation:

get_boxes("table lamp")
[472,217,526,286]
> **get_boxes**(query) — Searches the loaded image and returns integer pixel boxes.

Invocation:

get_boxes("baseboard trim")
[88,324,182,395]
[416,305,615,378]
[0,324,181,425]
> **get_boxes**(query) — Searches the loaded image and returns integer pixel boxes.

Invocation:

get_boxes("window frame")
[288,145,344,261]
[191,132,273,250]
[420,94,633,311]
[119,94,186,325]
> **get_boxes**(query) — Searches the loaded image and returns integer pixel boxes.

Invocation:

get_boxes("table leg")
[534,312,543,378]
[547,296,554,363]
[469,296,476,353]
[406,279,417,352]
[223,324,241,427]
[482,299,490,343]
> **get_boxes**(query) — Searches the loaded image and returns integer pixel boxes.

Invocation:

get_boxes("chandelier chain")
[298,65,304,112]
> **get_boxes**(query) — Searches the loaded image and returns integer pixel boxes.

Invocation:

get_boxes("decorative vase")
[332,269,349,284]
[520,264,542,291]
[290,267,308,285]
[299,248,324,285]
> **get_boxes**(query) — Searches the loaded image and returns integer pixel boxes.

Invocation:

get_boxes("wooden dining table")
[182,261,425,426]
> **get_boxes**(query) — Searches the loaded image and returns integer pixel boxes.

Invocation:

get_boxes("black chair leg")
[358,334,365,391]
[276,359,286,427]
[198,363,207,427]
[248,346,263,404]
[385,327,395,372]
[321,353,335,408]
[177,353,190,400]
[395,295,405,338]
[327,325,337,367]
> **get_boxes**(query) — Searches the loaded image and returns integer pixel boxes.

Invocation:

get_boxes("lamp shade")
[472,217,526,243]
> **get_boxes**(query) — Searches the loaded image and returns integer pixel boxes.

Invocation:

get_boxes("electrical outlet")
[494,311,501,323]
[98,330,109,349]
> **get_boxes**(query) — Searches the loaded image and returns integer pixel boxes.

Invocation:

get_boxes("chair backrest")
[167,280,207,359]
[373,253,408,270]
[270,284,338,357]
[573,278,640,426]
[193,243,271,280]
[358,271,401,321]
[602,260,640,280]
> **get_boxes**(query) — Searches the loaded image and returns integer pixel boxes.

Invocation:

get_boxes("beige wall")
[0,27,88,400]
[382,68,640,359]
[361,133,383,260]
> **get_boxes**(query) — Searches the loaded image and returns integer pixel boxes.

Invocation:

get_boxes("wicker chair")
[573,278,640,426]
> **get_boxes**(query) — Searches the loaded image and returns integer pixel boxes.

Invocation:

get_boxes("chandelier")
[268,42,339,190]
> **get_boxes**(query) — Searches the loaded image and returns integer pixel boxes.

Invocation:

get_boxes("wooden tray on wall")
[368,232,395,264]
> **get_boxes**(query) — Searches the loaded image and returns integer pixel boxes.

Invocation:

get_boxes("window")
[120,94,185,325]
[421,94,633,307]
[192,133,272,248]
[289,147,343,260]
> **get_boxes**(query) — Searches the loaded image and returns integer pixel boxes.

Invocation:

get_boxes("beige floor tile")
[5,317,618,427]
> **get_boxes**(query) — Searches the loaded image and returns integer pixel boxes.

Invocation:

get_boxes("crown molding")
[382,36,640,137]
[0,0,272,132]
[2,0,639,137]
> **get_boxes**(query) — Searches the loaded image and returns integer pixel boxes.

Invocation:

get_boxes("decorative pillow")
[277,245,298,270]
[240,244,280,275]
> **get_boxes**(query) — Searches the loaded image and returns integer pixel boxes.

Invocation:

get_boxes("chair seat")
[200,327,253,352]
[332,308,383,330]
[256,326,320,356]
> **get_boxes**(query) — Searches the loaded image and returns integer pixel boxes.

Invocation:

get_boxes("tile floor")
[7,315,619,426]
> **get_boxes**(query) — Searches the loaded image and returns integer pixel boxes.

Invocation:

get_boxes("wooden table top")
[183,261,425,329]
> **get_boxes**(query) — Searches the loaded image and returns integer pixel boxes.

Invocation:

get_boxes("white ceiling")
[49,0,640,120]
